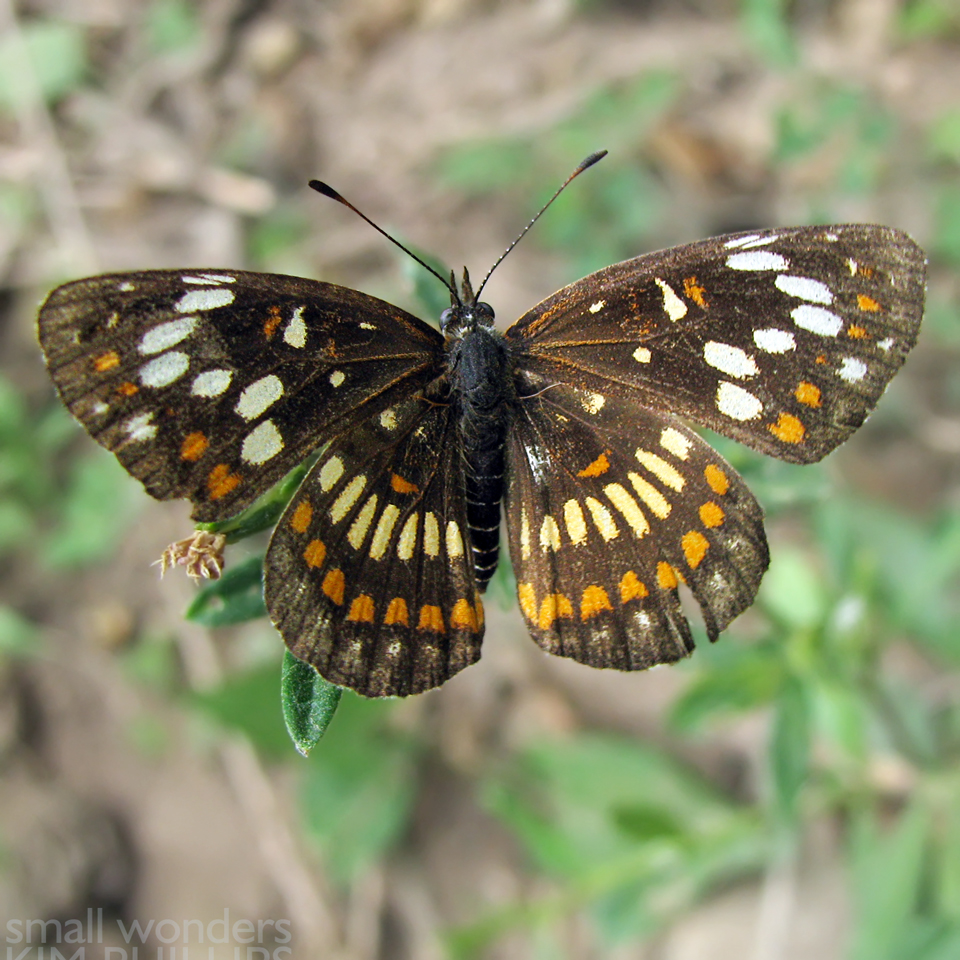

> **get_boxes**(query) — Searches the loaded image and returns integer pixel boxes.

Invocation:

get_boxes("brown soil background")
[0,1,957,958]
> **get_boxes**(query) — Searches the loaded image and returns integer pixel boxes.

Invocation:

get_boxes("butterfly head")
[440,267,495,337]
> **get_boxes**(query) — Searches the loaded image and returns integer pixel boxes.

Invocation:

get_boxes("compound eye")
[440,307,455,330]
[476,302,495,322]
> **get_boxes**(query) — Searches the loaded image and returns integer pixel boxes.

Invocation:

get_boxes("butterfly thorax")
[441,290,515,590]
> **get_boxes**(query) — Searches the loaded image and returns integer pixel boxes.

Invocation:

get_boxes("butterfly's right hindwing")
[38,269,445,522]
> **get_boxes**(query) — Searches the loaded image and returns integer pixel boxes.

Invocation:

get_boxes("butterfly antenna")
[309,179,460,305]
[474,150,608,301]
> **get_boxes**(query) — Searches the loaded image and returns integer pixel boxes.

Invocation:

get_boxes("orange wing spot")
[769,412,806,444]
[847,324,868,339]
[347,594,375,623]
[682,530,710,569]
[857,294,881,312]
[704,464,729,496]
[518,582,538,622]
[619,570,649,603]
[538,593,574,629]
[815,354,827,364]
[322,569,345,605]
[303,539,326,568]
[451,598,479,630]
[94,351,120,372]
[795,381,822,408]
[290,500,313,534]
[263,304,282,339]
[580,585,613,620]
[699,501,725,528]
[859,265,875,278]
[577,451,610,478]
[417,605,445,633]
[207,463,241,500]
[384,597,409,626]
[180,431,209,462]
[116,381,138,397]
[657,561,678,590]
[475,595,485,629]
[683,276,708,307]
[390,473,419,494]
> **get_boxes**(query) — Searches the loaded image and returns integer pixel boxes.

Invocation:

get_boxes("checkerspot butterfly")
[38,153,925,697]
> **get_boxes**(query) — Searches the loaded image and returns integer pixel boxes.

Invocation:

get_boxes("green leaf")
[0,606,40,655]
[928,109,960,165]
[0,20,87,110]
[770,674,810,821]
[191,662,291,756]
[739,0,796,66]
[42,452,140,567]
[146,0,201,55]
[759,547,826,630]
[848,801,931,960]
[934,186,960,265]
[281,650,342,756]
[299,694,419,882]
[185,554,266,626]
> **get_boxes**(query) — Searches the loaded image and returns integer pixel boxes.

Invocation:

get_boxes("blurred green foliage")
[0,19,87,111]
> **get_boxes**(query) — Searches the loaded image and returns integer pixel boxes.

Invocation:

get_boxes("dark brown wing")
[507,225,925,464]
[264,392,483,697]
[504,377,768,670]
[38,269,444,521]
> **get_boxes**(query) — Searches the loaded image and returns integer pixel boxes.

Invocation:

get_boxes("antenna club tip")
[309,180,343,201]
[578,150,608,173]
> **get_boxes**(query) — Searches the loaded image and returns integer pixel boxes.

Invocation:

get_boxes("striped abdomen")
[450,325,513,590]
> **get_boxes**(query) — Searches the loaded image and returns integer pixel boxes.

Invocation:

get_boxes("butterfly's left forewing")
[504,379,768,669]
[508,224,925,464]
[39,269,444,522]
[265,393,484,698]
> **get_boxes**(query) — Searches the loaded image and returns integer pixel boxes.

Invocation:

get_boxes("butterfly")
[38,155,926,697]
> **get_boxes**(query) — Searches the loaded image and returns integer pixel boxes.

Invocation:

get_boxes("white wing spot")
[347,495,379,549]
[704,341,759,379]
[520,508,531,560]
[191,368,233,397]
[585,497,619,541]
[235,374,284,420]
[241,419,283,464]
[838,357,868,382]
[283,306,307,348]
[181,273,236,284]
[628,472,671,520]
[740,235,780,248]
[724,234,762,248]
[329,475,366,524]
[91,401,109,416]
[582,392,605,414]
[726,251,789,271]
[359,322,376,330]
[589,300,605,314]
[633,346,652,364]
[329,370,346,388]
[175,288,235,313]
[423,512,440,558]
[106,312,119,328]
[319,456,344,492]
[446,520,465,558]
[655,278,688,321]
[370,504,401,560]
[659,427,691,460]
[754,328,796,353]
[397,513,418,561]
[604,483,649,538]
[539,516,561,552]
[792,304,843,337]
[878,337,894,351]
[123,412,156,442]
[717,381,763,421]
[563,500,588,545]
[138,316,198,355]
[139,351,189,388]
[118,281,135,292]
[635,449,686,491]
[380,408,397,430]
[775,275,834,304]
[847,258,858,276]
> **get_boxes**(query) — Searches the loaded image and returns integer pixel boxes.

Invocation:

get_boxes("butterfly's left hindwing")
[508,224,925,464]
[504,379,769,669]
[265,393,483,698]
[39,270,445,522]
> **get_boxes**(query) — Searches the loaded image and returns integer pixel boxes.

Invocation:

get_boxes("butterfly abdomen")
[449,325,515,589]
